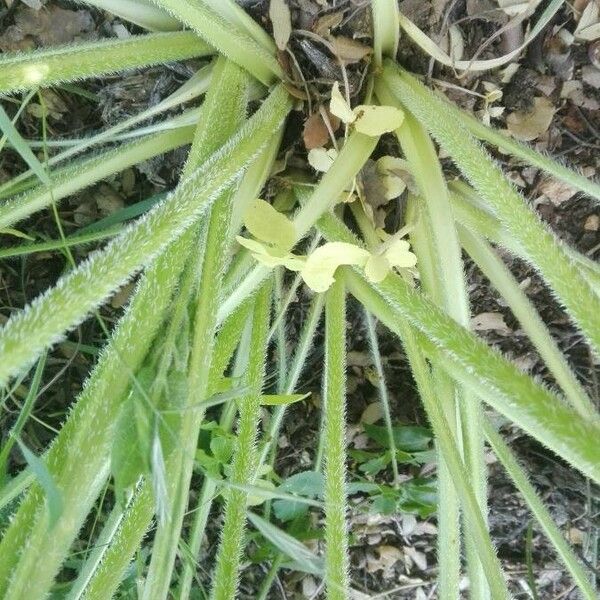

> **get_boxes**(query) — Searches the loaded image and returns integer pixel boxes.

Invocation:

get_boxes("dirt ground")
[0,1,599,598]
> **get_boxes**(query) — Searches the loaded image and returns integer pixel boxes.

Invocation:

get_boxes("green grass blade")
[0,226,122,259]
[448,184,600,293]
[459,225,596,420]
[484,420,597,600]
[0,32,210,95]
[177,303,254,600]
[247,512,325,576]
[199,0,277,54]
[0,84,291,387]
[65,499,130,600]
[323,278,350,600]
[0,353,46,475]
[149,0,282,85]
[209,283,272,600]
[0,105,50,186]
[0,123,195,230]
[0,65,213,199]
[380,64,600,355]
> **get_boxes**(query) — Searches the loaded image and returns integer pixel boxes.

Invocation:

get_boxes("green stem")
[323,278,350,600]
[176,306,254,600]
[363,310,400,485]
[371,0,399,66]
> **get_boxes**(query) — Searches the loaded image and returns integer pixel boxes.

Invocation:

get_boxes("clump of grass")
[0,1,598,599]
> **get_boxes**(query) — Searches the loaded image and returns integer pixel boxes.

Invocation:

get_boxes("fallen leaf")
[574,1,600,41]
[506,96,555,141]
[329,35,373,63]
[361,402,384,425]
[584,214,599,231]
[404,546,427,571]
[376,156,410,199]
[269,0,292,51]
[537,178,577,206]
[497,0,541,17]
[314,11,343,36]
[471,312,511,334]
[561,80,600,110]
[367,545,403,575]
[0,6,94,51]
[303,109,340,150]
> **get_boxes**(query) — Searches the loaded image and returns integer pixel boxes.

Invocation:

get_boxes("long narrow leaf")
[314,212,600,484]
[0,123,195,230]
[0,85,291,387]
[149,0,282,85]
[379,65,600,355]
[80,0,181,31]
[0,32,210,95]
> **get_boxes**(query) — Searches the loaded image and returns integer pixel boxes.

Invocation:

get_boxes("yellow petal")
[243,198,296,251]
[237,236,304,270]
[383,239,418,268]
[330,81,356,124]
[236,236,270,256]
[353,105,405,136]
[364,254,390,283]
[307,147,338,173]
[301,242,370,292]
[377,156,409,199]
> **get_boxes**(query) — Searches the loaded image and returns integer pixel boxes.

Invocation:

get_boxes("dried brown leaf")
[506,96,555,141]
[329,35,373,63]
[269,0,292,51]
